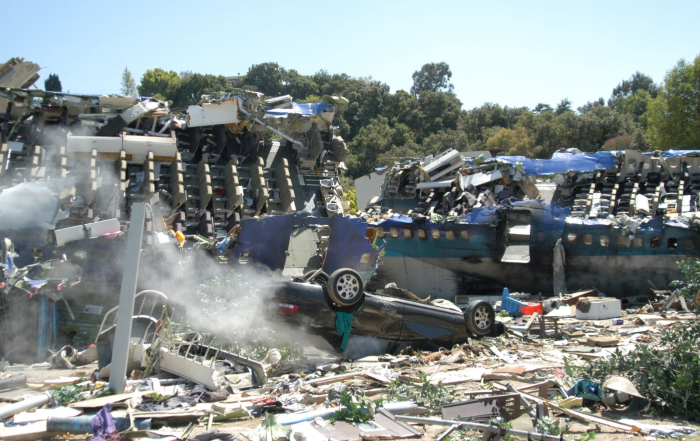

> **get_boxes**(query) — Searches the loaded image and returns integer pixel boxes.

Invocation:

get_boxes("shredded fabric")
[335,311,353,350]
[89,403,120,441]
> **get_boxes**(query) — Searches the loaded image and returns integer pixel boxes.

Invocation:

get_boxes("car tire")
[303,270,329,286]
[327,268,364,307]
[464,300,495,336]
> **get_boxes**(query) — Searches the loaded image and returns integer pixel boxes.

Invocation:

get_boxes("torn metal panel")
[186,99,240,127]
[321,216,385,279]
[158,348,222,390]
[230,214,384,282]
[96,99,164,136]
[66,134,177,163]
[0,58,41,89]
[354,170,387,211]
[420,149,465,182]
[229,215,296,270]
[54,218,120,247]
[459,169,503,189]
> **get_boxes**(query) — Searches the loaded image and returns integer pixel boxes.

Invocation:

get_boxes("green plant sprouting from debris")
[493,420,516,441]
[385,373,454,415]
[671,258,700,309]
[52,385,84,405]
[568,432,596,441]
[331,390,373,423]
[535,416,569,436]
[582,320,700,420]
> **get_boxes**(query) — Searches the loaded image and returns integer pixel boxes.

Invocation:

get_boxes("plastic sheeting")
[264,102,330,118]
[489,152,615,175]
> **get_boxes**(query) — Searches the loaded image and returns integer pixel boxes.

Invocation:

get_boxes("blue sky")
[1,0,698,110]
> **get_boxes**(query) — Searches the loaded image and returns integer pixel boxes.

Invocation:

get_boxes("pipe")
[394,415,563,441]
[507,383,537,418]
[0,374,27,390]
[276,406,338,425]
[0,392,52,420]
[47,416,151,433]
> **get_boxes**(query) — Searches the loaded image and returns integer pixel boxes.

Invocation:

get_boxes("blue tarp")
[488,152,615,175]
[264,102,330,118]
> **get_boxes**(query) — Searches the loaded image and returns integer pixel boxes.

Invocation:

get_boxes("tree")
[410,62,454,97]
[346,116,396,177]
[239,63,287,96]
[555,98,572,115]
[343,82,391,139]
[121,67,137,96]
[610,71,658,101]
[285,70,319,100]
[609,89,653,127]
[533,103,553,114]
[44,73,61,92]
[486,127,540,157]
[415,91,462,138]
[602,135,632,151]
[168,73,230,108]
[577,98,605,115]
[138,68,180,98]
[647,54,700,149]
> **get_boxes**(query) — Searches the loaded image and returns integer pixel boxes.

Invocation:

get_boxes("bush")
[671,258,700,305]
[581,321,700,420]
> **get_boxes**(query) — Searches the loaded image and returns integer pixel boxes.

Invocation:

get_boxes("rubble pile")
[1,289,699,440]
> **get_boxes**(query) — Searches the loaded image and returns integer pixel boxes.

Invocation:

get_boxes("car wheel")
[327,268,364,307]
[303,270,329,286]
[464,300,495,336]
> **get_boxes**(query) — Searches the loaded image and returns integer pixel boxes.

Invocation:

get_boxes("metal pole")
[0,392,52,420]
[109,203,146,393]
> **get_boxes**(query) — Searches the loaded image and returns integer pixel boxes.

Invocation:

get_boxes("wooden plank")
[524,313,539,331]
[364,372,391,384]
[305,372,364,386]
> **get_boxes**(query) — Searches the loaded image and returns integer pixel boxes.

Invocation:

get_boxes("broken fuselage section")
[359,149,700,299]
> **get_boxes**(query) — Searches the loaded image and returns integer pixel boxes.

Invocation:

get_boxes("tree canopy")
[134,54,700,179]
[410,62,454,97]
[121,67,136,96]
[44,73,61,92]
[610,71,659,101]
[647,54,700,149]
[138,68,180,98]
[137,68,229,107]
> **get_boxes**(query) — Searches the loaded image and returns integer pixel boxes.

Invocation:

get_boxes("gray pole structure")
[109,202,146,393]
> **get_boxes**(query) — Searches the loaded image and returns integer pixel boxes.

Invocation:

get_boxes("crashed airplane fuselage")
[361,150,700,298]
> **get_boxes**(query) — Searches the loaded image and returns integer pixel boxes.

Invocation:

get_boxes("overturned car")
[268,268,501,354]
